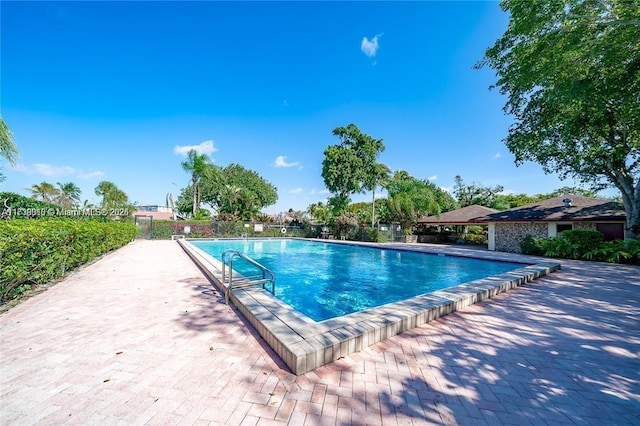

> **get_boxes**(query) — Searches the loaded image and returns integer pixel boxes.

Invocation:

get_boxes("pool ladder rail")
[221,249,276,305]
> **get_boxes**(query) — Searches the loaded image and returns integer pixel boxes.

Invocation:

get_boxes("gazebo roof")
[417,204,499,225]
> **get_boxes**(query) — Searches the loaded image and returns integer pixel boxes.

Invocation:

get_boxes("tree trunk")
[612,171,639,240]
[192,176,198,217]
[371,188,376,228]
[622,192,640,240]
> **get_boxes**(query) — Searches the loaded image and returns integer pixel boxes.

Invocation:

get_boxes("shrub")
[559,230,604,257]
[0,219,136,303]
[583,239,640,264]
[0,192,61,219]
[461,234,488,245]
[540,230,604,260]
[520,235,546,256]
[540,236,576,259]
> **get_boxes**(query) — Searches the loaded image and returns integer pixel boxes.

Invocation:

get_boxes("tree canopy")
[29,182,59,203]
[95,181,133,213]
[385,171,451,234]
[321,124,386,217]
[478,0,640,238]
[181,149,213,217]
[179,163,278,221]
[453,175,504,208]
[56,182,82,209]
[0,118,19,166]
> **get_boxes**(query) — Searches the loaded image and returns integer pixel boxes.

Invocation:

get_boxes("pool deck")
[180,239,561,375]
[1,240,639,425]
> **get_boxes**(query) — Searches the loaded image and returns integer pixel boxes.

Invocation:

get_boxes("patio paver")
[1,240,638,425]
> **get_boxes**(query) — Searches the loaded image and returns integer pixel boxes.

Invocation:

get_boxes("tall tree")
[196,163,278,220]
[385,171,443,234]
[56,182,81,209]
[29,182,59,203]
[321,124,387,217]
[95,181,131,211]
[181,149,213,217]
[453,175,504,208]
[307,201,331,223]
[0,118,19,166]
[366,163,391,227]
[478,0,640,239]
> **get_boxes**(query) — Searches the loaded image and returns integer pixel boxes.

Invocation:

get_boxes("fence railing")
[142,220,398,242]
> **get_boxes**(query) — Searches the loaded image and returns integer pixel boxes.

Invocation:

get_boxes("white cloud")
[290,187,303,195]
[35,163,75,176]
[493,152,502,159]
[310,188,331,195]
[173,140,217,156]
[14,163,103,179]
[440,186,453,193]
[273,155,301,168]
[428,175,438,181]
[77,170,104,179]
[13,163,76,177]
[361,34,382,57]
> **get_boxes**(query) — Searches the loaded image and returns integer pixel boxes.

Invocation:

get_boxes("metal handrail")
[221,249,275,304]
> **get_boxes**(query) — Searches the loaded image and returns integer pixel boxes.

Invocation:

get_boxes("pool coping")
[177,238,561,375]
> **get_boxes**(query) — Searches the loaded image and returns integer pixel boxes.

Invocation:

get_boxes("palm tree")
[29,182,60,203]
[56,182,81,209]
[386,171,440,234]
[95,180,128,209]
[0,118,19,166]
[365,163,391,227]
[181,150,212,217]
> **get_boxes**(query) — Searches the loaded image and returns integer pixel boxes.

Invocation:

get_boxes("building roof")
[133,211,177,221]
[418,204,499,225]
[473,194,626,223]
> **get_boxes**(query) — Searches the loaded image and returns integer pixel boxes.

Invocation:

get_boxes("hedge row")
[0,219,136,303]
[520,230,640,264]
[144,221,311,239]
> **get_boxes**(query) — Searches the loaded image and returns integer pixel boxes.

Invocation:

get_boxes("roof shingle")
[418,204,499,224]
[472,194,625,223]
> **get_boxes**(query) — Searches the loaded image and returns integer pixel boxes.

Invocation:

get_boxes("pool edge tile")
[177,238,560,375]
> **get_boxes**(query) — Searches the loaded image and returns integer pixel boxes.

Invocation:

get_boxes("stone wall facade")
[495,222,548,253]
[574,222,597,231]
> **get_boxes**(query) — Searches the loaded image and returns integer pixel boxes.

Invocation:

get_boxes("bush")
[0,219,136,303]
[461,234,488,245]
[559,230,604,257]
[583,239,640,264]
[0,192,61,219]
[540,236,576,258]
[520,235,546,256]
[520,230,638,265]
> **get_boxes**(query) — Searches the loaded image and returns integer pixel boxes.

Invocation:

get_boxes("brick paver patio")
[1,240,638,425]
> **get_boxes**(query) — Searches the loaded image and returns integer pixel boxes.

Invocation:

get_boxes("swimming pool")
[192,239,527,321]
[179,238,560,374]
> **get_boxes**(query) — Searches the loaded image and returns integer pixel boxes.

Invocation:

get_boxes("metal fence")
[142,220,400,242]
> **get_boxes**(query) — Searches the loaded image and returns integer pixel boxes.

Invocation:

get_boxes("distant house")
[133,205,183,221]
[473,195,626,253]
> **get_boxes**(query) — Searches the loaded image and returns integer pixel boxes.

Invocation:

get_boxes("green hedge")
[520,230,640,264]
[0,219,136,303]
[146,221,309,239]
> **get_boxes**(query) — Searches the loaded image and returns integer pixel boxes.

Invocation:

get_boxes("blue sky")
[1,1,599,214]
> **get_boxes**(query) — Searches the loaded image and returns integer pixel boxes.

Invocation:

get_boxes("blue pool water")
[193,239,526,321]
